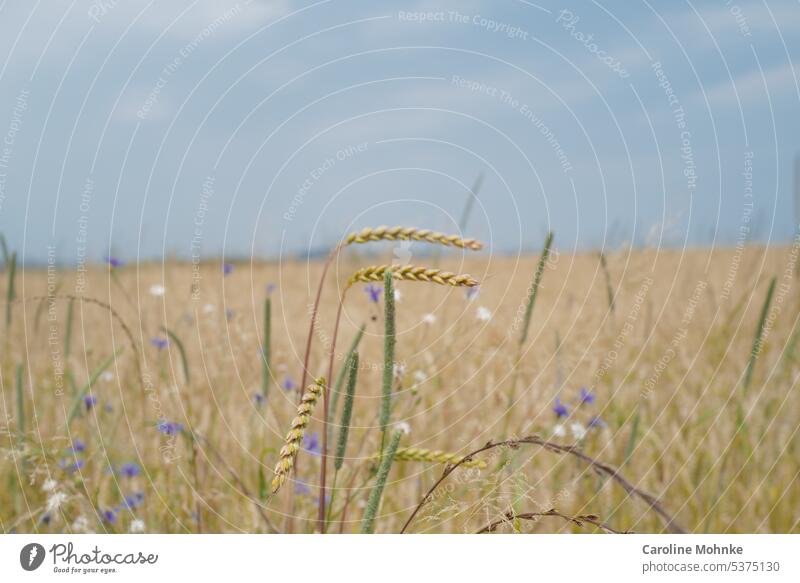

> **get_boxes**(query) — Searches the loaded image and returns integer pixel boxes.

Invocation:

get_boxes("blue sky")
[0,0,798,264]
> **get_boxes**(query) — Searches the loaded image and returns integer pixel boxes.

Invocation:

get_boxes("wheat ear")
[391,447,488,469]
[272,377,326,494]
[343,226,483,251]
[348,264,479,288]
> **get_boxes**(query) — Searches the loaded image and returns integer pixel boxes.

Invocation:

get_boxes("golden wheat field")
[2,241,799,534]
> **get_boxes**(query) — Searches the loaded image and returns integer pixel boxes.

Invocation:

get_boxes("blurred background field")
[1,243,799,534]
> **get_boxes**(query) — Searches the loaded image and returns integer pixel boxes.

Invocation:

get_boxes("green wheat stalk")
[261,295,271,398]
[380,269,396,455]
[599,252,615,314]
[6,251,17,328]
[16,363,24,448]
[64,297,74,358]
[361,429,402,534]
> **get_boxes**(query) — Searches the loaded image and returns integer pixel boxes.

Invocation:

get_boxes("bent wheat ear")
[392,447,487,470]
[348,265,479,288]
[272,377,326,494]
[343,226,483,251]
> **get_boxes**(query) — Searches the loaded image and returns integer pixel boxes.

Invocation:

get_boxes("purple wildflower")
[465,287,480,301]
[40,513,52,525]
[102,509,117,524]
[579,387,596,405]
[70,439,87,454]
[157,421,184,436]
[84,395,98,411]
[303,432,322,457]
[60,458,85,473]
[150,337,168,351]
[588,416,606,429]
[553,398,569,418]
[225,308,234,320]
[106,256,123,269]
[282,377,298,392]
[294,480,311,496]
[266,283,276,295]
[119,462,141,479]
[122,492,145,509]
[253,393,266,406]
[364,284,383,304]
[223,262,234,276]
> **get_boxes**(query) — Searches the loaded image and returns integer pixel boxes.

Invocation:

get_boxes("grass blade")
[64,297,74,358]
[162,327,190,385]
[458,173,484,233]
[743,276,776,393]
[67,348,123,427]
[624,410,640,465]
[328,324,365,429]
[16,364,24,447]
[335,352,359,472]
[361,429,402,534]
[519,231,553,347]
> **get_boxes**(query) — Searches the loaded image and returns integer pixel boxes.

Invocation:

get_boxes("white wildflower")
[101,371,114,382]
[476,306,492,322]
[42,479,58,493]
[422,313,437,325]
[129,519,146,533]
[72,516,91,533]
[149,284,166,297]
[202,303,215,314]
[394,421,412,436]
[570,422,587,441]
[552,424,566,438]
[394,289,402,302]
[46,491,68,512]
[394,362,406,380]
[413,370,427,384]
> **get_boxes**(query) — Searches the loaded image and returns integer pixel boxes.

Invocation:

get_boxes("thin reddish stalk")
[318,288,349,532]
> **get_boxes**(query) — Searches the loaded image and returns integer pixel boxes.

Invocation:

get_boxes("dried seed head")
[391,447,487,469]
[271,377,326,494]
[348,265,479,288]
[343,226,483,251]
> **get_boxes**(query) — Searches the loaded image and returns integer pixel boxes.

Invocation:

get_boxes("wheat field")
[2,241,799,534]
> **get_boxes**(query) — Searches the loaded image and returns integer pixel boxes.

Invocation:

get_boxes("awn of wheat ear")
[348,265,479,288]
[392,447,487,469]
[271,377,325,494]
[343,226,483,251]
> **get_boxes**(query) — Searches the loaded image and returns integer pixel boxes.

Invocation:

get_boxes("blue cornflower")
[553,398,569,418]
[223,262,234,276]
[294,480,311,496]
[84,395,98,411]
[122,492,145,509]
[157,421,184,436]
[364,284,383,304]
[70,439,87,454]
[465,286,480,301]
[150,337,168,351]
[60,458,85,473]
[254,393,266,406]
[40,513,52,526]
[225,308,234,320]
[303,432,322,457]
[106,256,123,269]
[102,509,117,524]
[119,462,141,479]
[266,283,276,295]
[588,416,606,429]
[579,387,596,405]
[282,377,298,392]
